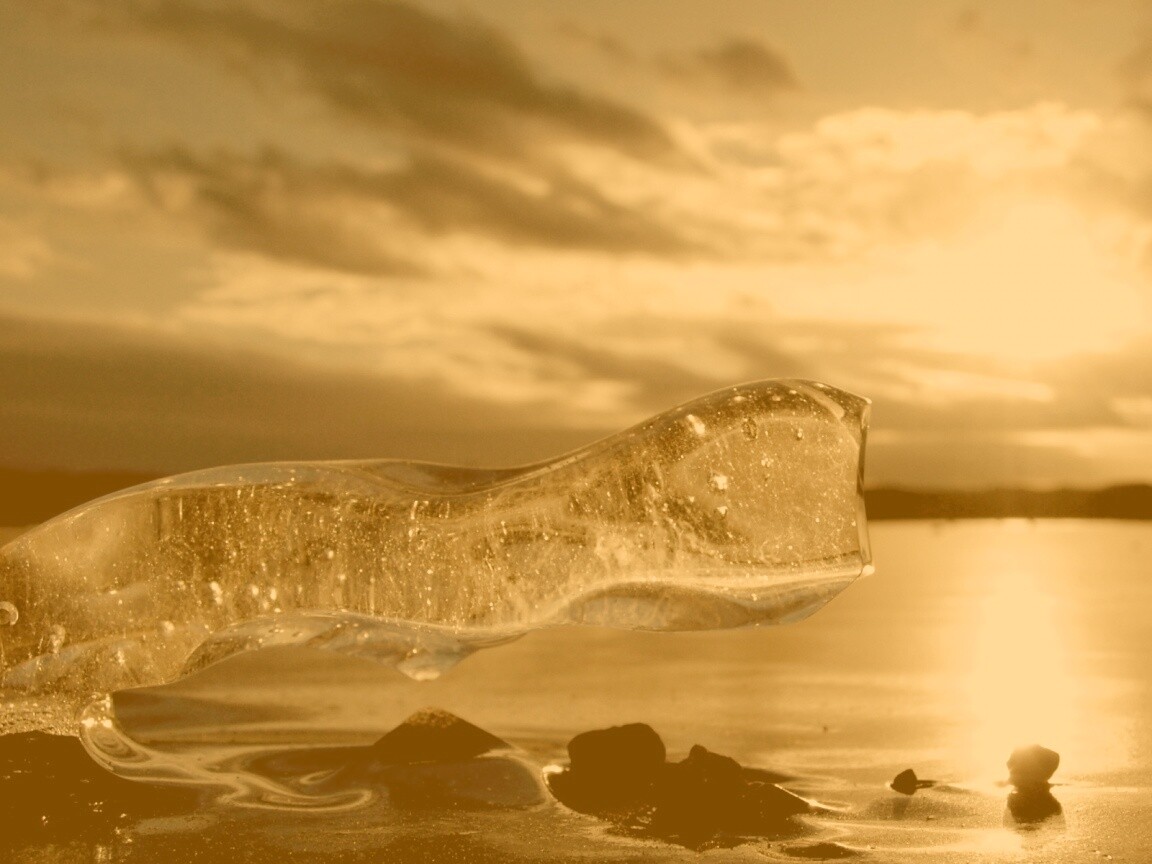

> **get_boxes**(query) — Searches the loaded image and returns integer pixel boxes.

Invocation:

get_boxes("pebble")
[1007,745,1060,790]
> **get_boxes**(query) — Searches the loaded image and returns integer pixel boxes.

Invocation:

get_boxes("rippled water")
[4,520,1152,863]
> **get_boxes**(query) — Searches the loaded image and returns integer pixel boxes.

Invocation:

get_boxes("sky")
[3,0,1152,488]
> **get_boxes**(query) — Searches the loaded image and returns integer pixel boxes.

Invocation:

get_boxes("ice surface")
[0,380,870,728]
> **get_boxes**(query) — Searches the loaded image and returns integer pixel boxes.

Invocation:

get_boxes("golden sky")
[2,0,1152,487]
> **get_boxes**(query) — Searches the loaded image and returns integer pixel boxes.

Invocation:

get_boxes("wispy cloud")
[1119,32,1152,112]
[0,217,52,278]
[555,20,637,65]
[0,310,603,472]
[120,146,426,276]
[660,38,799,96]
[117,144,698,269]
[85,0,674,162]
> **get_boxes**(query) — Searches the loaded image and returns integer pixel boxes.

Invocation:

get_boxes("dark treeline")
[866,484,1152,521]
[1,467,1152,526]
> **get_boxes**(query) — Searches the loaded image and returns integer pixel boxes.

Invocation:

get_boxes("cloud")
[119,146,426,276]
[556,21,636,65]
[96,100,1111,278]
[952,6,1033,61]
[0,218,52,278]
[775,103,1100,180]
[0,311,605,473]
[660,38,798,95]
[865,429,1112,488]
[6,1,1152,491]
[110,143,698,272]
[1119,34,1152,111]
[88,0,673,162]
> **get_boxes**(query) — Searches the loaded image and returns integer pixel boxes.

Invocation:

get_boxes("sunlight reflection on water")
[962,521,1082,781]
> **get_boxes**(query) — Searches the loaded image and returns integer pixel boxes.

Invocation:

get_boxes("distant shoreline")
[1,467,1151,525]
[865,485,1152,521]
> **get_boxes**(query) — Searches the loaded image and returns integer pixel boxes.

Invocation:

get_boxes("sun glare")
[962,527,1081,782]
[771,193,1150,374]
[900,196,1148,365]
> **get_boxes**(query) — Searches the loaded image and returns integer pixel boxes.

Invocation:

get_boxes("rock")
[567,722,666,780]
[368,707,510,764]
[889,768,935,795]
[381,756,548,810]
[890,768,919,795]
[651,744,809,841]
[1007,745,1060,790]
[783,840,861,859]
[547,725,810,847]
[345,708,547,810]
[547,722,667,815]
[1006,787,1063,824]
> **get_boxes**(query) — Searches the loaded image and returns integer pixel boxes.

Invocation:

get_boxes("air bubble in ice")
[46,625,66,654]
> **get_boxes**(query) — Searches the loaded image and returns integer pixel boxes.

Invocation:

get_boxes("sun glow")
[896,196,1149,365]
[770,192,1150,372]
[962,528,1081,782]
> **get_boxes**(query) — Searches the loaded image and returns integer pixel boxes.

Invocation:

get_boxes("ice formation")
[0,380,870,719]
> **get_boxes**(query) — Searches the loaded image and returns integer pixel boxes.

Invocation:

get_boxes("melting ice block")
[0,380,870,709]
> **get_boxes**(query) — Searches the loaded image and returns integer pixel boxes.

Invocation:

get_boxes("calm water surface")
[4,520,1152,862]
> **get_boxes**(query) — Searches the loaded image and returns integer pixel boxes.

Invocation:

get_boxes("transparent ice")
[0,380,870,730]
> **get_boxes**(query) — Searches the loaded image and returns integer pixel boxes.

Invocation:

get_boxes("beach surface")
[3,520,1151,862]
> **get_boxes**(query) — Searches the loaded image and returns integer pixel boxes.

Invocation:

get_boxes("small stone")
[890,768,919,795]
[1006,787,1063,824]
[368,708,509,764]
[1007,745,1060,790]
[889,768,936,794]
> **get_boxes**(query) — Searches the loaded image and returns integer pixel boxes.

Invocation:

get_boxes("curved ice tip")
[1,378,871,718]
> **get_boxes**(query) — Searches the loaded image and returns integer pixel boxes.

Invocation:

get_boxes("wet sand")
[3,520,1152,861]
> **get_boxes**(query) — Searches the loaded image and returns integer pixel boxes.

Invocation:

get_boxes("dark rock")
[650,744,809,842]
[368,707,510,764]
[890,768,919,795]
[332,709,546,810]
[783,840,861,859]
[381,756,547,810]
[567,722,666,780]
[547,722,667,815]
[1007,745,1059,790]
[1006,787,1064,825]
[546,725,810,848]
[889,768,935,795]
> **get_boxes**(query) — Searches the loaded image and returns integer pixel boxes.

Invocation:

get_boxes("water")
[4,519,1152,862]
